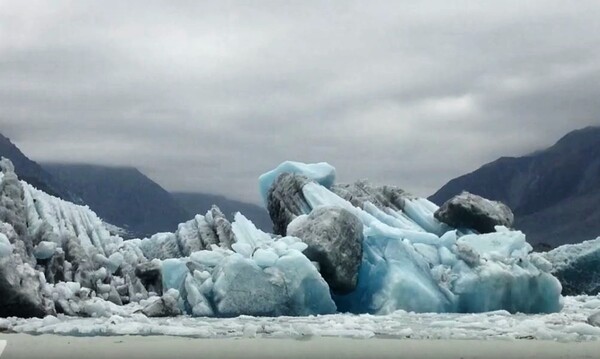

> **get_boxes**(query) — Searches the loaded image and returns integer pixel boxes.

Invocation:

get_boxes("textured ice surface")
[259,161,336,206]
[544,237,600,295]
[2,296,600,341]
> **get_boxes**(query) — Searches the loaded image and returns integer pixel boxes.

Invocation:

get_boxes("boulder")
[332,180,413,212]
[141,289,182,317]
[434,191,514,233]
[266,173,312,235]
[287,206,363,294]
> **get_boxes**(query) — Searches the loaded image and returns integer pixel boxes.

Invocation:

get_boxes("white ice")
[2,296,600,341]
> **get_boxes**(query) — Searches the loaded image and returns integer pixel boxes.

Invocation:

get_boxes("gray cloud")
[1,0,600,204]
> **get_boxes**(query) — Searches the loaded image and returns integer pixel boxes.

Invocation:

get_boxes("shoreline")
[1,333,599,359]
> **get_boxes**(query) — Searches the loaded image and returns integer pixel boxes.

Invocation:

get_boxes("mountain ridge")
[0,133,78,202]
[429,126,600,246]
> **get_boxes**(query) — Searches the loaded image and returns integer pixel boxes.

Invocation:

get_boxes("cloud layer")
[2,1,600,203]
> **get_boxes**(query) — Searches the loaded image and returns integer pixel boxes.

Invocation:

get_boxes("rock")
[141,289,181,317]
[208,206,235,249]
[287,206,363,294]
[434,191,514,233]
[588,311,600,327]
[135,260,163,294]
[266,173,312,235]
[332,180,414,212]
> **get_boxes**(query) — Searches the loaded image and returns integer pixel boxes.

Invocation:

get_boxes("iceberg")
[159,213,336,317]
[265,161,563,314]
[0,157,564,320]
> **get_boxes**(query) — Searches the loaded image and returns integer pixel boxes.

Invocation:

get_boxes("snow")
[2,296,600,341]
[258,161,336,206]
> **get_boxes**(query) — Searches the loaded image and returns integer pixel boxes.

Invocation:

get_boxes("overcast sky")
[1,1,600,204]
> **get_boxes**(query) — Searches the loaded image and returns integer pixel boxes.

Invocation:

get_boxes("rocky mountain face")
[0,134,77,202]
[172,192,272,232]
[43,164,190,237]
[429,126,600,247]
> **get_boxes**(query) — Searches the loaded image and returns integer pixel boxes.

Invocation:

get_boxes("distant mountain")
[0,133,77,202]
[429,126,600,247]
[43,163,190,237]
[172,192,272,232]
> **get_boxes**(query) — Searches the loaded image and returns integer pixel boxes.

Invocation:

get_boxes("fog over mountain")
[0,133,76,202]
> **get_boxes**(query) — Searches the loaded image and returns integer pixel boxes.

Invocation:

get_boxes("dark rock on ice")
[135,260,163,294]
[287,206,363,294]
[266,173,312,235]
[434,191,514,233]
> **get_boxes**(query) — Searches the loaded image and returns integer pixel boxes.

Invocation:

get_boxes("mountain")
[0,133,77,202]
[172,192,272,232]
[43,163,190,237]
[429,126,600,247]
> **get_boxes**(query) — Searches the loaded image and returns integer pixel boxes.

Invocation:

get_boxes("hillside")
[429,126,600,247]
[43,163,190,237]
[0,133,77,202]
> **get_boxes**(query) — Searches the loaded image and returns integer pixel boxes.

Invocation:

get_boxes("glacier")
[0,157,566,321]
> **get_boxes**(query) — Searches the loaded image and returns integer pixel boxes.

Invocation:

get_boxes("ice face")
[544,237,600,296]
[258,161,336,206]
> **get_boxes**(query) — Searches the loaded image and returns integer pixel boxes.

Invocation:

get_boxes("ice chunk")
[33,241,57,260]
[259,161,336,205]
[161,259,189,297]
[0,233,13,258]
[161,213,336,317]
[252,248,279,267]
[190,250,226,267]
[544,237,600,295]
[106,252,124,274]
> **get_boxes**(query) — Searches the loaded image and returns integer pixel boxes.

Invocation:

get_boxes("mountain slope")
[0,133,77,202]
[429,126,600,246]
[172,192,272,232]
[43,163,189,237]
